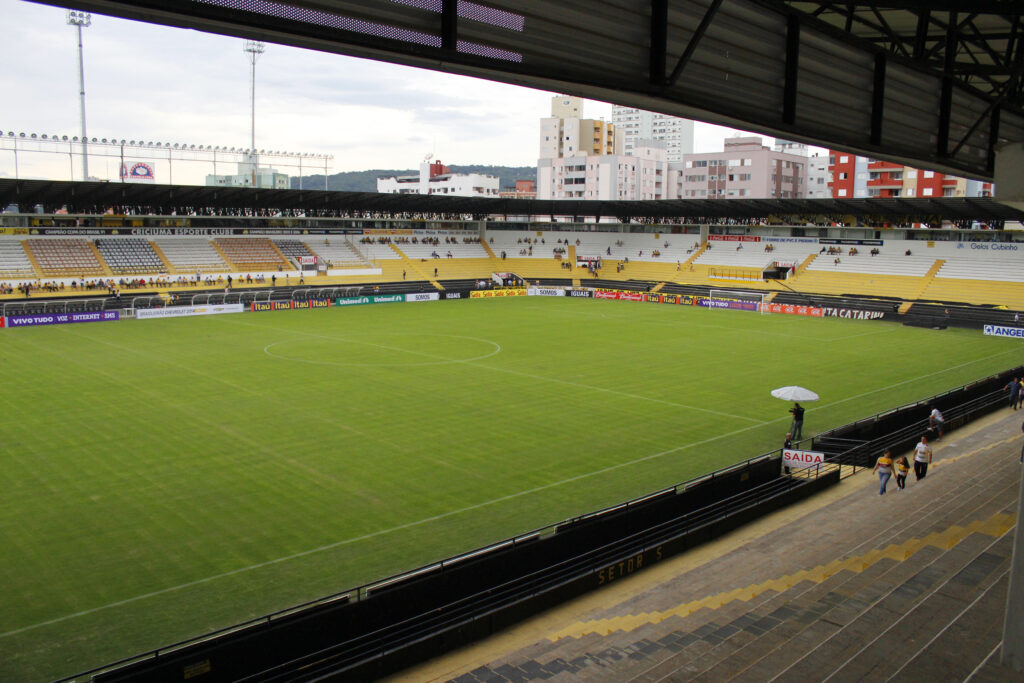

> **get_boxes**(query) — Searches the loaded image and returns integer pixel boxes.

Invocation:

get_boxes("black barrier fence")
[89,457,832,683]
[810,365,1024,475]
[58,379,1024,680]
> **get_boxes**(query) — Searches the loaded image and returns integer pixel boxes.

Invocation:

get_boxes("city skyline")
[1,0,769,186]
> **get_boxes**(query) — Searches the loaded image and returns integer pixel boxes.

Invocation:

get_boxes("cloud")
[0,0,781,183]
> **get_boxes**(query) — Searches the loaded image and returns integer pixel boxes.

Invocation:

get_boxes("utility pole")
[67,9,91,181]
[243,40,265,188]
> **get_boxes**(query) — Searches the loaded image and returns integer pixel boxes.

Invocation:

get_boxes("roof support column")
[441,0,457,51]
[937,12,958,158]
[1002,456,1024,672]
[783,14,800,125]
[650,0,668,84]
[870,53,886,146]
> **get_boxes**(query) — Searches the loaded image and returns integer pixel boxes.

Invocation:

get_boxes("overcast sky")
[1,0,778,185]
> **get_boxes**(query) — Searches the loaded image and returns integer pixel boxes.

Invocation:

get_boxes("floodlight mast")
[243,40,265,188]
[66,9,91,181]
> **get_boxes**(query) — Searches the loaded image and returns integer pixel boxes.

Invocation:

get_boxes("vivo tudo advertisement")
[5,311,119,327]
[696,298,760,311]
[135,304,244,320]
[783,449,826,469]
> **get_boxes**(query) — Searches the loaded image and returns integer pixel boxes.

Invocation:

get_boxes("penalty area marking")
[5,334,1017,640]
[263,333,502,367]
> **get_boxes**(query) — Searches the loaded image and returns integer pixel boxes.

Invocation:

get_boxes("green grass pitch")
[0,296,1020,679]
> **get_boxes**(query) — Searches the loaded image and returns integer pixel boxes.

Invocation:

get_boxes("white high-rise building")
[540,95,621,160]
[538,144,669,201]
[611,106,694,163]
[805,153,831,199]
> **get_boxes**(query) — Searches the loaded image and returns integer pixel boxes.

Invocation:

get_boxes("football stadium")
[1,182,1023,680]
[6,1,1024,681]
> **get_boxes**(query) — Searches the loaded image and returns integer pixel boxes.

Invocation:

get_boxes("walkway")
[392,409,1024,682]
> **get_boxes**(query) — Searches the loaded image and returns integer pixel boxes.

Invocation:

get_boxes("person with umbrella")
[790,403,805,440]
[771,386,818,442]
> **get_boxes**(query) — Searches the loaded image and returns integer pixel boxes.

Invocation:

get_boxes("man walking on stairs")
[913,435,933,480]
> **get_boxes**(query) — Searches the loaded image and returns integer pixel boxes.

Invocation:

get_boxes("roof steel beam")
[30,0,1024,180]
[667,0,725,86]
[650,0,668,83]
[784,14,801,124]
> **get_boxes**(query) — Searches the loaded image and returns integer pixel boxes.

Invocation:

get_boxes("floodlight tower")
[243,40,265,187]
[66,9,91,181]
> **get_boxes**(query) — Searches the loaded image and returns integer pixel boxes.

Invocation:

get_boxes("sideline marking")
[3,322,1017,639]
[263,333,502,367]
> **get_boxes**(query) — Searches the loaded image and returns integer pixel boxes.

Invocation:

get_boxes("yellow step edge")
[547,511,1015,641]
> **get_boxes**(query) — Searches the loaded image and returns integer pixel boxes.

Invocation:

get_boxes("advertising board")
[406,292,440,302]
[697,298,760,312]
[135,304,243,320]
[568,289,592,298]
[764,303,824,317]
[470,288,527,298]
[820,307,886,320]
[984,325,1024,338]
[783,449,826,469]
[5,311,119,327]
[527,287,565,297]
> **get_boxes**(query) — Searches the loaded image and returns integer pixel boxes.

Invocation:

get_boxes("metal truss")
[27,1,1024,180]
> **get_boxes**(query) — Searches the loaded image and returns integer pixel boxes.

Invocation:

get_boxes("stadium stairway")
[396,410,1024,683]
[20,239,42,277]
[209,240,236,270]
[908,259,946,301]
[390,244,443,290]
[88,242,114,276]
[148,241,177,274]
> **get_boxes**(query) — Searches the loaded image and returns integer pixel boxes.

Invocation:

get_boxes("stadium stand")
[273,239,314,264]
[25,238,106,277]
[0,240,37,278]
[302,237,372,268]
[153,238,229,273]
[95,238,166,275]
[213,238,289,271]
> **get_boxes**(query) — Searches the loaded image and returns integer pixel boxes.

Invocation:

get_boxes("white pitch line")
[226,317,767,424]
[4,325,1016,640]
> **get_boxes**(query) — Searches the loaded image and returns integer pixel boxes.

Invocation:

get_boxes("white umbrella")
[771,386,820,402]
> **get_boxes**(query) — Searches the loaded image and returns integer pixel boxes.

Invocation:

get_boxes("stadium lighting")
[66,9,91,181]
[243,40,265,188]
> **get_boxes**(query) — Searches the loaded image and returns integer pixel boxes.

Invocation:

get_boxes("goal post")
[708,289,769,314]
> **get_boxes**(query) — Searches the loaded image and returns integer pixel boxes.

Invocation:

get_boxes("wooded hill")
[290,165,536,193]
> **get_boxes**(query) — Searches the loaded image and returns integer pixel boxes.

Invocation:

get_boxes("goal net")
[708,289,769,314]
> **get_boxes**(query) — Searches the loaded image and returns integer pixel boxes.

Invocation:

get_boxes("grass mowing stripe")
[226,315,766,423]
[2,298,1021,679]
[4,339,1014,641]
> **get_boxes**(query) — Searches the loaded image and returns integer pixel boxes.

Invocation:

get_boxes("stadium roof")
[2,178,1022,223]
[39,1,1024,180]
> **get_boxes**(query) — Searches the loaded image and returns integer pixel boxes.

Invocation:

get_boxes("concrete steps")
[438,415,1023,683]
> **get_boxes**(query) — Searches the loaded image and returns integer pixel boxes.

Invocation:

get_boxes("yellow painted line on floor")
[547,511,1015,641]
